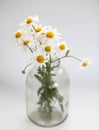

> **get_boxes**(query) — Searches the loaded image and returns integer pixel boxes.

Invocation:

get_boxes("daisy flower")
[43,41,58,58]
[15,32,34,52]
[39,26,61,44]
[45,26,60,39]
[32,50,47,67]
[81,58,89,68]
[34,24,43,33]
[14,29,29,45]
[31,24,45,44]
[15,31,22,38]
[20,15,39,30]
[14,30,23,44]
[14,29,33,43]
[56,42,68,58]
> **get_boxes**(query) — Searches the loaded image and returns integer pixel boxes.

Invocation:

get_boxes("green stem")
[26,45,33,53]
[32,25,36,31]
[67,55,82,62]
[22,62,33,74]
[52,56,66,63]
[52,55,81,63]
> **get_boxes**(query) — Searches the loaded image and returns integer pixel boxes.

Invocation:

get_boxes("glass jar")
[26,63,70,127]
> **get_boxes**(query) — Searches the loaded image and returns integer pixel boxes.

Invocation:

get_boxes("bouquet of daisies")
[14,15,89,112]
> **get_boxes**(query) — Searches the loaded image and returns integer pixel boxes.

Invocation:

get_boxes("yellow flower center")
[37,55,45,63]
[23,40,30,45]
[26,17,33,24]
[15,31,22,38]
[45,46,52,52]
[59,44,66,50]
[46,31,54,38]
[35,27,42,32]
[82,60,89,67]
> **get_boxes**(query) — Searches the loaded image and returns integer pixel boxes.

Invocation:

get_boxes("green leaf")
[37,87,44,96]
[58,96,63,102]
[59,104,64,112]
[51,73,56,76]
[37,101,43,105]
[34,74,42,82]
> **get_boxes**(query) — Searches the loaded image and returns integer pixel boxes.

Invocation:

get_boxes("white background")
[0,0,99,130]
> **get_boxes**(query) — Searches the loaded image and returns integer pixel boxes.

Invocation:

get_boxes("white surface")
[0,84,99,130]
[0,0,99,129]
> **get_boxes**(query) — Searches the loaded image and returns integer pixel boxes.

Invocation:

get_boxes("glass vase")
[26,63,70,127]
